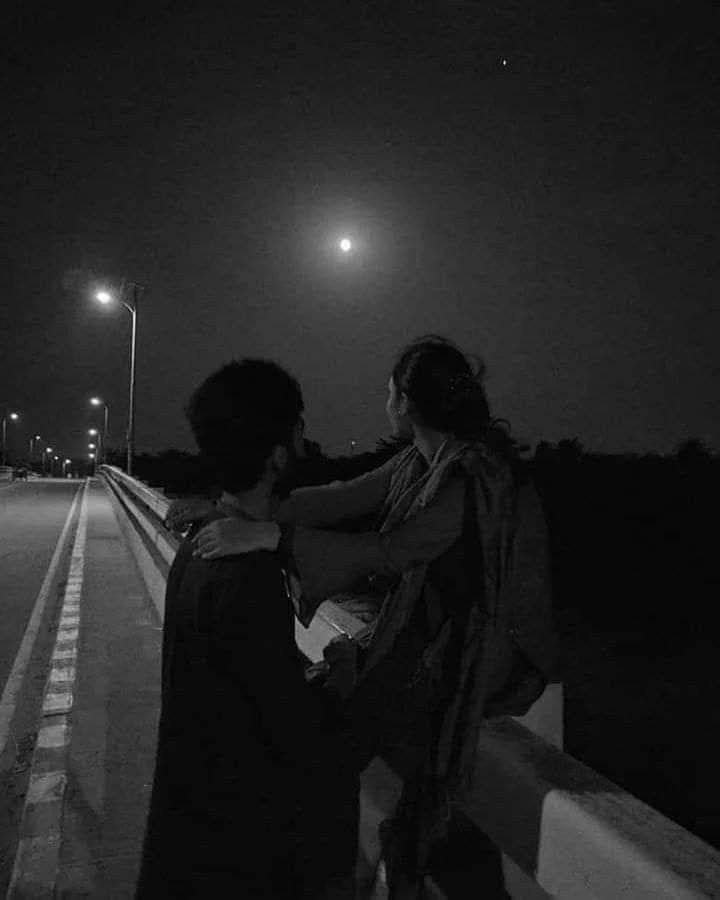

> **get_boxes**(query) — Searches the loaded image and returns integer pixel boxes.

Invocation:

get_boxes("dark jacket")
[136,520,357,899]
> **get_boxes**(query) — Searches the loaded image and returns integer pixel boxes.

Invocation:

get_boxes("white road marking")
[0,483,82,758]
[8,482,91,898]
[37,723,68,749]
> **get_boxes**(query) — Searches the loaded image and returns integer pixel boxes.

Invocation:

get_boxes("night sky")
[2,1,718,463]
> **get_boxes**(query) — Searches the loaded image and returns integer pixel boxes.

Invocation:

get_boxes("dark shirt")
[136,523,357,899]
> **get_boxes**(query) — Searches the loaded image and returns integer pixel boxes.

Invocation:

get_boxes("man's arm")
[275,452,400,528]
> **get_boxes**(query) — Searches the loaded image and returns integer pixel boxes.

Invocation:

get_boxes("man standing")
[136,359,358,899]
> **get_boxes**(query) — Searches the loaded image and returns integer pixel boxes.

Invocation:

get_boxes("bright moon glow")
[96,291,112,304]
[339,238,352,253]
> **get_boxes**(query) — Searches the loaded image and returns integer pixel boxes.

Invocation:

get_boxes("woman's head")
[387,335,517,455]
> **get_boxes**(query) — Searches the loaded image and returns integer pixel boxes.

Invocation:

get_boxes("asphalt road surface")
[0,477,82,891]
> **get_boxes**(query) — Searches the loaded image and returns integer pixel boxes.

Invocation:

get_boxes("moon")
[339,237,352,253]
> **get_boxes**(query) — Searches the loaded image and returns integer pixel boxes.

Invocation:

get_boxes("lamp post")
[88,451,96,476]
[1,411,20,466]
[43,446,53,476]
[96,282,143,476]
[29,434,42,463]
[62,458,71,478]
[52,455,60,477]
[89,397,109,464]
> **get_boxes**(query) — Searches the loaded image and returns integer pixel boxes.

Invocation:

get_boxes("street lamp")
[62,458,71,477]
[43,446,53,476]
[88,428,101,464]
[29,434,42,462]
[95,282,144,476]
[89,397,109,464]
[88,451,96,476]
[1,411,20,466]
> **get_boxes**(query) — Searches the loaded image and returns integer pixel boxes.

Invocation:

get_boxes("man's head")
[186,359,304,494]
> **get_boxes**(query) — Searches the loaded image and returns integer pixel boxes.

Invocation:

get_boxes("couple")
[137,335,553,898]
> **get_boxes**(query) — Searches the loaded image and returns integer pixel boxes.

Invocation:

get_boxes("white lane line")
[7,482,90,899]
[41,483,89,719]
[0,483,82,759]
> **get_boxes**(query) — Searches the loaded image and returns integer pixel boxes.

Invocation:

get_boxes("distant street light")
[1,410,20,466]
[95,282,144,475]
[62,458,72,477]
[89,397,109,464]
[29,434,42,460]
[43,446,53,476]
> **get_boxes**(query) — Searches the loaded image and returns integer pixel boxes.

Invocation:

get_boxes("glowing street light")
[89,397,109,465]
[94,281,144,475]
[29,433,42,459]
[62,458,72,477]
[1,410,20,466]
[339,237,352,253]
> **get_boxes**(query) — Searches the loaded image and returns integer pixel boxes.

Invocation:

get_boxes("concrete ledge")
[467,718,720,899]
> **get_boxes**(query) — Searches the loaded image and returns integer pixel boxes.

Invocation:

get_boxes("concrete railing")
[0,465,14,482]
[98,465,720,899]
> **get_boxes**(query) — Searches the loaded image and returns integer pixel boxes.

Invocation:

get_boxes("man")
[136,359,358,899]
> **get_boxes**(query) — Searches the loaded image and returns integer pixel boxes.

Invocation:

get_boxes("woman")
[170,335,551,892]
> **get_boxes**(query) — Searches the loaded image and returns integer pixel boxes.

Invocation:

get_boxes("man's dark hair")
[186,359,304,492]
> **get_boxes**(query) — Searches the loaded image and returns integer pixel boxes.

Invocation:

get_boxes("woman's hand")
[165,497,215,532]
[193,517,280,559]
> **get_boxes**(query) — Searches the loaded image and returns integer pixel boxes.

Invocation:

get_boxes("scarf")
[358,437,517,884]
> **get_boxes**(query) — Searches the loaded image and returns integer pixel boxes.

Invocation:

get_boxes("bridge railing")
[98,464,720,899]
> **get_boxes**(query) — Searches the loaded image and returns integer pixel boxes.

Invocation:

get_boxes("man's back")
[137,527,355,898]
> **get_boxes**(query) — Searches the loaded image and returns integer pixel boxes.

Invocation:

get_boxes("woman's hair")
[186,358,303,492]
[391,334,520,459]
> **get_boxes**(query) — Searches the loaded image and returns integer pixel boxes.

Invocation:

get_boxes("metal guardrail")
[100,465,720,899]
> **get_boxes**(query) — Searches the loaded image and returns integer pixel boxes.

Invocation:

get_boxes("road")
[0,477,82,892]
